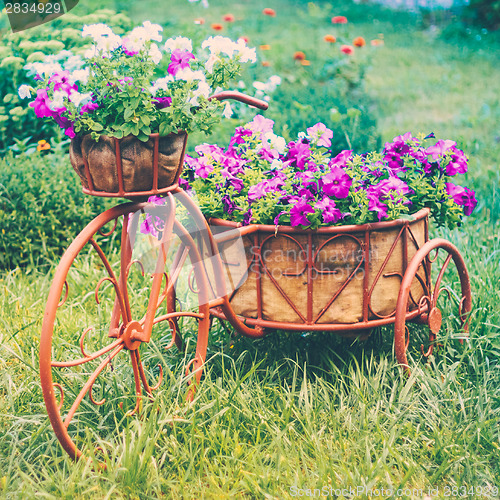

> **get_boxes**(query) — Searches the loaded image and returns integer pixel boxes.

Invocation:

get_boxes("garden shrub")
[465,0,500,29]
[0,9,133,154]
[0,150,112,269]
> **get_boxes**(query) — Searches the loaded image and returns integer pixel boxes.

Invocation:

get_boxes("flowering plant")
[18,22,257,141]
[179,116,477,229]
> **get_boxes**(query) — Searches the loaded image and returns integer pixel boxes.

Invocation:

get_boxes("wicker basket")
[212,209,429,326]
[69,132,188,198]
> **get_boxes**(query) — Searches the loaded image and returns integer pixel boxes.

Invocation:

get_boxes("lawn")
[0,0,499,498]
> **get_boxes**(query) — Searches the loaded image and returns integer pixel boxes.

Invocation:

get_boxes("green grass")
[1,0,500,498]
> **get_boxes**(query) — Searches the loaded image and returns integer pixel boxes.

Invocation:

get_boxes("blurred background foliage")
[0,0,498,269]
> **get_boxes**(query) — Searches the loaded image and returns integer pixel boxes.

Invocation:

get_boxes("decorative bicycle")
[39,92,472,461]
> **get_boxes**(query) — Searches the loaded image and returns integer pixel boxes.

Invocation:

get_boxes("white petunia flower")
[222,101,233,118]
[18,85,32,99]
[69,68,90,85]
[202,36,237,57]
[164,36,192,53]
[64,55,84,71]
[188,81,211,106]
[235,39,257,63]
[24,61,63,77]
[142,21,163,42]
[128,26,149,43]
[270,159,283,170]
[264,132,286,154]
[205,53,220,74]
[89,33,122,57]
[149,43,162,64]
[175,68,206,82]
[69,91,92,107]
[48,90,67,111]
[151,75,174,94]
[122,36,145,54]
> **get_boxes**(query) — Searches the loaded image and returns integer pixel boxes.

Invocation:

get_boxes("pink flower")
[332,16,348,24]
[289,199,315,227]
[329,150,353,169]
[446,183,477,216]
[446,150,468,176]
[245,114,274,134]
[425,139,456,160]
[315,197,342,224]
[375,177,411,198]
[30,89,55,118]
[340,45,354,55]
[306,123,333,148]
[322,167,352,199]
[167,49,195,76]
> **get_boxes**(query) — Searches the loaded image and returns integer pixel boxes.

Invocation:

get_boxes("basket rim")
[208,207,430,234]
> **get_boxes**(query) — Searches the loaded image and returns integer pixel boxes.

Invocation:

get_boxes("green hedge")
[0,150,112,269]
[466,0,500,29]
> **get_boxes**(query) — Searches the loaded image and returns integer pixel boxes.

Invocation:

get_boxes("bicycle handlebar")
[209,91,269,110]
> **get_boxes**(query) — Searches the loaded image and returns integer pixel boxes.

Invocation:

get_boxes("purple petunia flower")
[321,167,352,199]
[375,177,411,197]
[228,127,253,149]
[445,183,477,216]
[242,209,253,225]
[425,139,456,160]
[80,101,99,114]
[382,133,418,172]
[289,198,315,227]
[315,197,342,224]
[30,89,55,118]
[307,122,333,148]
[167,49,195,76]
[328,150,352,169]
[245,114,274,135]
[286,141,311,170]
[248,180,270,202]
[49,71,77,93]
[222,194,240,215]
[153,96,172,109]
[445,150,468,176]
[367,196,389,221]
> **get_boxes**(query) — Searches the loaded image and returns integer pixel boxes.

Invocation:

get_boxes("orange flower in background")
[262,61,271,67]
[211,23,224,31]
[324,34,336,43]
[293,51,306,60]
[263,8,276,17]
[37,140,50,151]
[223,14,235,22]
[332,16,348,24]
[353,36,366,47]
[301,60,311,66]
[371,39,384,46]
[260,44,271,50]
[340,45,354,55]
[194,18,205,25]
